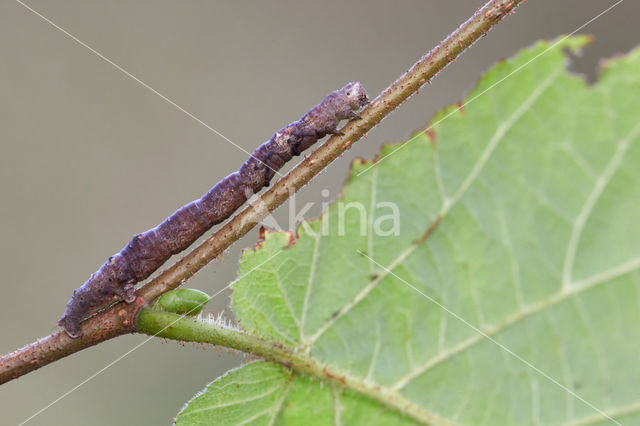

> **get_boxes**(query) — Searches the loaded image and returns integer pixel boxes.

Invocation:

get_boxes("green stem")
[136,308,453,425]
[136,308,287,359]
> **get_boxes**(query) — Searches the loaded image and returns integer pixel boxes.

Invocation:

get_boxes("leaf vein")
[392,256,640,390]
[561,121,640,289]
[309,64,563,345]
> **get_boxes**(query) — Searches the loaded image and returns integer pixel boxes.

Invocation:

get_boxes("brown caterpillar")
[58,82,369,338]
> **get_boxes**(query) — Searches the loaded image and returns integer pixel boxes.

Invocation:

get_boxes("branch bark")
[0,0,526,385]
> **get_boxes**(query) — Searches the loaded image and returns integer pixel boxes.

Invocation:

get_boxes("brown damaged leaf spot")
[424,128,437,145]
[285,232,297,249]
[414,214,443,246]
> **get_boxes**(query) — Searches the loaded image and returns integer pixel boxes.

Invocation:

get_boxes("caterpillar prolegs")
[58,82,369,338]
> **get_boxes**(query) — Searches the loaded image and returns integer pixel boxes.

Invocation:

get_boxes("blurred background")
[1,1,638,424]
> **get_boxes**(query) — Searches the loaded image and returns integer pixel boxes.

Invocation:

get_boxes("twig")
[0,0,526,385]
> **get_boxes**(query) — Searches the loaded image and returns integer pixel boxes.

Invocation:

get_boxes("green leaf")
[178,37,640,425]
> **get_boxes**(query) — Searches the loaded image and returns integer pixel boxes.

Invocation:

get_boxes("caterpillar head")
[343,81,369,110]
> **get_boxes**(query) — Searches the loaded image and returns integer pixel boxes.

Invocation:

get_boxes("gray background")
[1,1,638,424]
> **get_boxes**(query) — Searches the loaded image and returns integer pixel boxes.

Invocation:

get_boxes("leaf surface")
[178,37,640,425]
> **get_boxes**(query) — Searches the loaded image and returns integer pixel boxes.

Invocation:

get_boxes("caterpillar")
[58,82,369,338]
